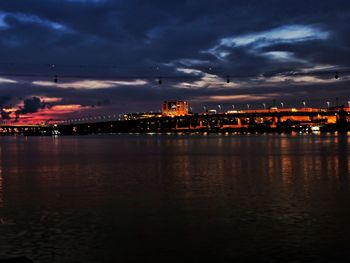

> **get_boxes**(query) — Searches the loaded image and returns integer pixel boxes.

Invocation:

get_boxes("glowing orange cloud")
[12,104,89,124]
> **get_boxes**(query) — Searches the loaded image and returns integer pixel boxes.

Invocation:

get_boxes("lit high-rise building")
[162,101,189,116]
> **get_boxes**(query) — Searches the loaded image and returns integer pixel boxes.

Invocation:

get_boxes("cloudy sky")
[0,0,350,123]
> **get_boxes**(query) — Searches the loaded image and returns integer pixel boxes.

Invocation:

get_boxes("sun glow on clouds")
[300,64,340,73]
[0,77,17,83]
[175,67,240,89]
[175,59,211,67]
[40,97,63,103]
[50,104,86,112]
[262,51,306,63]
[207,24,329,60]
[175,64,338,90]
[1,94,88,124]
[176,67,204,76]
[202,94,274,102]
[175,66,337,89]
[15,104,88,124]
[32,79,148,89]
[265,75,334,84]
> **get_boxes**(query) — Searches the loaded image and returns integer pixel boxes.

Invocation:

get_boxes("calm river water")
[1,134,350,262]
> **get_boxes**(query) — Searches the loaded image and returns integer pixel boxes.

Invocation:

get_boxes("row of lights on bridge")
[59,114,121,123]
[213,100,350,111]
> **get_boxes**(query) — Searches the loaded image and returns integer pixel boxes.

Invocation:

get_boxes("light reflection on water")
[0,134,350,262]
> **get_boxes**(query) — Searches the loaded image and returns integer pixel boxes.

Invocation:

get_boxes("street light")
[280,102,284,108]
[232,104,235,110]
[327,101,330,109]
[247,104,250,110]
[262,103,266,109]
[302,101,306,108]
[218,105,221,112]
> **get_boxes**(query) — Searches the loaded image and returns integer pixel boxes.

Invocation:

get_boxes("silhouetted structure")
[56,107,350,135]
[1,107,350,136]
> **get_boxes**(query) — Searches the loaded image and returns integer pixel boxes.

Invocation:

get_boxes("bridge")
[1,107,349,135]
[56,107,350,135]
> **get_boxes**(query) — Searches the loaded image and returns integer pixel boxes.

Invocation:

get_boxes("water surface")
[1,134,350,262]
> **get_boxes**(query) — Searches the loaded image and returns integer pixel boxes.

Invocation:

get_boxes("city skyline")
[0,1,350,124]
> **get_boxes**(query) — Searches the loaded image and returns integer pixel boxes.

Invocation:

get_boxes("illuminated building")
[162,101,189,116]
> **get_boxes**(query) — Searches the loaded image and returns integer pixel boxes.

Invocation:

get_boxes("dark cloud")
[0,96,13,120]
[0,0,350,120]
[0,96,11,107]
[1,110,11,120]
[16,96,45,114]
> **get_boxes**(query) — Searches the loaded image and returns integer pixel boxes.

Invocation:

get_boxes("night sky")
[0,0,350,123]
